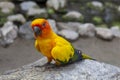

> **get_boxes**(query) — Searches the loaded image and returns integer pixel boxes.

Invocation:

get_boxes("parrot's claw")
[34,62,55,69]
[34,62,56,71]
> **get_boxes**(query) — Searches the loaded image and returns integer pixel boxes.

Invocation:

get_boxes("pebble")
[63,11,83,20]
[57,22,81,32]
[58,29,79,40]
[46,0,66,10]
[7,14,26,23]
[96,27,114,40]
[0,1,15,13]
[27,8,48,18]
[78,23,96,37]
[111,26,120,38]
[91,1,103,8]
[20,1,39,11]
[0,21,18,47]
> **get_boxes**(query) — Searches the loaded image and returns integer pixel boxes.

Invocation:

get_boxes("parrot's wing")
[35,40,41,52]
[51,44,74,64]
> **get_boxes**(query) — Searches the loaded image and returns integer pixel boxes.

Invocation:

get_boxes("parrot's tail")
[82,53,94,60]
[68,49,95,64]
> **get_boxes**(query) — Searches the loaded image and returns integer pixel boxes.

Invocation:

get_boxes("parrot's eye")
[42,22,46,28]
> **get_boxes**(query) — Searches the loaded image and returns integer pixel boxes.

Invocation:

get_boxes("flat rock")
[58,29,79,40]
[96,27,114,40]
[0,57,120,80]
[78,23,96,37]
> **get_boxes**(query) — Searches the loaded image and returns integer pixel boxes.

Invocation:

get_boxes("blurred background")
[0,0,120,73]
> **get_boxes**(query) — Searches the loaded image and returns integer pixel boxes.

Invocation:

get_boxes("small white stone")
[46,0,66,10]
[64,11,82,19]
[20,1,38,11]
[1,8,10,14]
[1,21,18,38]
[0,1,15,13]
[7,14,26,23]
[57,22,81,32]
[0,21,18,46]
[111,26,120,38]
[96,27,113,40]
[78,23,96,37]
[91,1,103,8]
[58,29,79,40]
[118,6,120,12]
[27,8,47,16]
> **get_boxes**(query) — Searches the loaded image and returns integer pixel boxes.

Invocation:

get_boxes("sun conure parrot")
[31,18,94,66]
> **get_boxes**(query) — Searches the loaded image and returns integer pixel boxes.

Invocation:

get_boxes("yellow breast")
[35,38,55,58]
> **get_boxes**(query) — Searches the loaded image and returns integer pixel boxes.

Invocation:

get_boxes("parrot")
[31,18,94,66]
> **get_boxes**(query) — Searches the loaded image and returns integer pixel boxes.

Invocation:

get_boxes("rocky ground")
[0,0,120,73]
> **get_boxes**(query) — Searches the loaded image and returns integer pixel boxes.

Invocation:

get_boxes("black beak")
[33,26,42,36]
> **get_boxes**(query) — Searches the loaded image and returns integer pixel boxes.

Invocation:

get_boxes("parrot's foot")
[34,62,56,71]
[34,62,55,69]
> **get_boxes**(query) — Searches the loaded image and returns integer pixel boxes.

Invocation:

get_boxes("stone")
[0,21,18,47]
[27,8,48,18]
[0,57,120,80]
[111,26,120,38]
[57,22,81,32]
[91,1,103,8]
[19,21,34,39]
[47,19,58,33]
[7,14,26,24]
[63,11,83,20]
[96,27,114,40]
[58,29,79,40]
[0,1,15,14]
[78,23,96,37]
[20,1,39,11]
[46,0,66,11]
[118,6,120,12]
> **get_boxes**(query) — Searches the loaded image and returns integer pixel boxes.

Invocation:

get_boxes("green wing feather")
[69,49,94,64]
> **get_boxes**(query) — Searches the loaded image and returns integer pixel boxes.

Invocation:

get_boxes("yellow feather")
[51,37,74,63]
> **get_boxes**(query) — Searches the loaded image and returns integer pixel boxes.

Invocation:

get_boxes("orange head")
[31,19,52,38]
